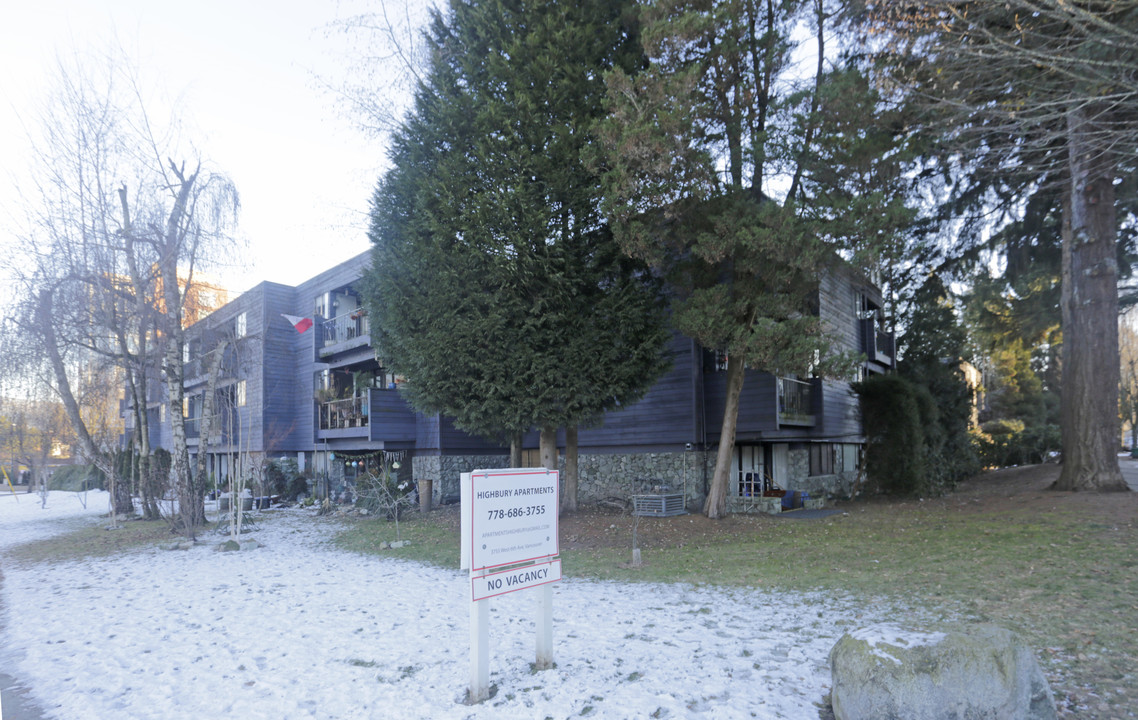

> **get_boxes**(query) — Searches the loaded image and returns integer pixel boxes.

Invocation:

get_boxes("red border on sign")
[471,559,562,601]
[469,468,560,571]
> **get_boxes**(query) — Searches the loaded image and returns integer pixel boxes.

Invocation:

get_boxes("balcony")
[319,311,370,357]
[183,414,238,443]
[319,396,369,431]
[777,377,816,427]
[184,348,236,386]
[185,415,205,439]
[860,318,895,367]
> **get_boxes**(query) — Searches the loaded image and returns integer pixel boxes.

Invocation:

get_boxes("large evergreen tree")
[363,0,670,512]
[860,0,1138,491]
[598,0,914,517]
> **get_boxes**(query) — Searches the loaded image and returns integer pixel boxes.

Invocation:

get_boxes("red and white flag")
[282,314,313,334]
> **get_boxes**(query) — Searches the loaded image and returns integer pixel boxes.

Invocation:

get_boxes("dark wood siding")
[288,253,371,451]
[703,370,779,444]
[817,269,867,441]
[417,414,442,454]
[368,390,417,444]
[574,335,697,450]
[261,283,302,453]
[439,416,508,455]
[151,250,875,465]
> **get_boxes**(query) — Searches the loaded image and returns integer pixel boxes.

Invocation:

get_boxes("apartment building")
[140,250,894,510]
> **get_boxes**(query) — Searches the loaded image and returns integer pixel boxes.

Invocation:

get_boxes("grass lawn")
[5,517,180,563]
[335,464,1138,718]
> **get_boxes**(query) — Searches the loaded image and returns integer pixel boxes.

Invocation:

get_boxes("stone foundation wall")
[570,451,712,510]
[413,450,713,510]
[413,454,511,504]
[789,469,859,499]
[413,447,858,511]
[779,448,859,499]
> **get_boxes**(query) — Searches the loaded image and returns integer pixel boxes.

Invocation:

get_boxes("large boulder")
[829,624,1057,720]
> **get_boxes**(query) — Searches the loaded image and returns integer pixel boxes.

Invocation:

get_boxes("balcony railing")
[860,318,895,366]
[319,396,369,430]
[185,414,235,440]
[322,311,370,347]
[183,348,235,383]
[875,328,895,361]
[184,415,203,438]
[777,377,816,426]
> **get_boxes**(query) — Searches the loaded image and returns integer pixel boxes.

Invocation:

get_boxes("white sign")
[472,559,562,601]
[461,468,560,703]
[467,468,559,571]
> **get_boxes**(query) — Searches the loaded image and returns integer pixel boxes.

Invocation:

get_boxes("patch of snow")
[849,624,947,665]
[1,501,948,719]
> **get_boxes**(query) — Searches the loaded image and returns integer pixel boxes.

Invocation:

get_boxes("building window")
[236,380,247,407]
[809,443,834,476]
[236,312,247,339]
[704,349,729,372]
[159,404,166,423]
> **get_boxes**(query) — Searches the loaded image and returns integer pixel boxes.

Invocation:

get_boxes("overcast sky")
[0,0,430,295]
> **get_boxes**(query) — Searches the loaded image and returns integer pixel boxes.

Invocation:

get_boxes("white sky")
[0,0,427,294]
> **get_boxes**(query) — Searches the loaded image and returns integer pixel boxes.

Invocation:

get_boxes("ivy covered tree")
[598,0,914,517]
[363,0,670,512]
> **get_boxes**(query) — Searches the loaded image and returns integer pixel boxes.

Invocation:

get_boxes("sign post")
[461,468,560,702]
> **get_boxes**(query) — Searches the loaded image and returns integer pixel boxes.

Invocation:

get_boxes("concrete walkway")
[1,524,47,720]
[1119,456,1138,492]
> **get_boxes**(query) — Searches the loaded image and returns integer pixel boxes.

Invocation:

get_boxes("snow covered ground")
[1,491,930,719]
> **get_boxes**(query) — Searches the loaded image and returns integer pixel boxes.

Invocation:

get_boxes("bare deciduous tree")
[4,45,241,532]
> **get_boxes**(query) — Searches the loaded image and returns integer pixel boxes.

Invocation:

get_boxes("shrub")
[973,422,1059,468]
[48,464,102,491]
[264,460,289,496]
[854,375,928,496]
[355,469,415,517]
[288,474,310,502]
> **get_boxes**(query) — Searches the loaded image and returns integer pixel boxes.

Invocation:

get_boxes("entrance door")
[733,445,763,496]
[767,444,789,490]
[521,448,559,468]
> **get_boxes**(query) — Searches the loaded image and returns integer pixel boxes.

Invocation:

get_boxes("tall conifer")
[364,0,669,511]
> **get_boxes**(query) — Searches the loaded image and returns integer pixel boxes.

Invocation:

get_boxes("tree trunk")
[1054,108,1128,492]
[112,473,133,517]
[161,164,206,533]
[118,185,161,520]
[510,432,523,468]
[704,352,746,518]
[562,425,579,514]
[194,342,227,490]
[539,426,558,472]
[37,288,132,517]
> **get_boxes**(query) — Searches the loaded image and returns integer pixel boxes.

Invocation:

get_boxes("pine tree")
[363,0,670,511]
